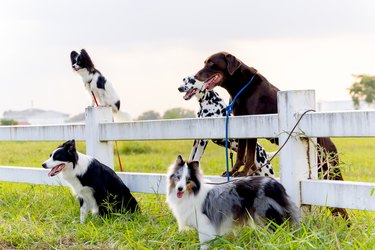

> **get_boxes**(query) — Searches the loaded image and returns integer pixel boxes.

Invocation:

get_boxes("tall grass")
[0,138,375,249]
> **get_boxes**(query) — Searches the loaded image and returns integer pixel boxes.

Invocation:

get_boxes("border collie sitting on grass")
[42,139,139,223]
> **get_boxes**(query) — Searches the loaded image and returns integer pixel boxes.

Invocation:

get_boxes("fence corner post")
[277,90,317,208]
[85,106,114,169]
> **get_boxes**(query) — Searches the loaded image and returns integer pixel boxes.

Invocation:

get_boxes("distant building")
[3,109,70,125]
[65,111,132,123]
[317,100,374,111]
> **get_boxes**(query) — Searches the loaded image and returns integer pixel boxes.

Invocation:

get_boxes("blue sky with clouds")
[1,0,374,119]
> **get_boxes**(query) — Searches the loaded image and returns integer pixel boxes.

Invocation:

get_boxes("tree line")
[136,107,196,120]
[348,74,375,109]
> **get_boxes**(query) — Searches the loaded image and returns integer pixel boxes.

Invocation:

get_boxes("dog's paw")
[232,171,247,177]
[221,171,233,177]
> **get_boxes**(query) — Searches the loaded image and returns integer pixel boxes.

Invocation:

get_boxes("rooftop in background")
[317,100,374,111]
[3,109,70,125]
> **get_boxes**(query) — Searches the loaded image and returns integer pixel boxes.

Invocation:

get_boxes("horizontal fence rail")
[299,110,375,137]
[100,115,279,141]
[301,180,375,211]
[0,166,227,195]
[0,123,85,141]
[2,110,374,142]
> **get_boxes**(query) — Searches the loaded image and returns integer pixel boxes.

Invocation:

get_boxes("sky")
[0,0,374,119]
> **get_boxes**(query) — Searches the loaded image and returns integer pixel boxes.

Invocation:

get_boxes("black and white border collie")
[42,140,139,223]
[166,155,299,248]
[70,49,121,112]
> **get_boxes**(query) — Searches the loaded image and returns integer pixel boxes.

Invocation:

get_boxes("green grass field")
[0,138,374,249]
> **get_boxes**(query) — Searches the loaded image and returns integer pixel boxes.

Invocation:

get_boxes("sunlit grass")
[0,138,374,248]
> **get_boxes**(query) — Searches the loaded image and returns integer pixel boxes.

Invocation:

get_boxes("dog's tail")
[263,179,301,225]
[113,100,120,113]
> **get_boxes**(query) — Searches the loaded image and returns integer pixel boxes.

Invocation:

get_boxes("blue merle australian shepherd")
[42,140,139,223]
[166,155,299,247]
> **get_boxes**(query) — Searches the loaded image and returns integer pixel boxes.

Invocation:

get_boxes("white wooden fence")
[1,90,375,211]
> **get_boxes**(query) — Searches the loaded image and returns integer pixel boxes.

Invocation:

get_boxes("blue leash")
[225,74,256,182]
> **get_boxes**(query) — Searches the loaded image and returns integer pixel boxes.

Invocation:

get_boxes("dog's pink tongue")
[177,191,184,199]
[48,164,65,177]
[203,75,218,90]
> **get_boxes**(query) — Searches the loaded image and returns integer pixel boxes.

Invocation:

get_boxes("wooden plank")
[0,167,228,195]
[3,167,375,212]
[299,110,375,137]
[301,180,375,211]
[277,90,317,207]
[99,115,279,141]
[0,124,85,141]
[0,166,64,186]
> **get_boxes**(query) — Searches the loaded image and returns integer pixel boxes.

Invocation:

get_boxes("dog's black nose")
[42,163,47,169]
[177,186,183,192]
[178,86,184,92]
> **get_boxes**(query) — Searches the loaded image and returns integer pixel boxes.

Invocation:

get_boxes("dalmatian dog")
[178,75,275,178]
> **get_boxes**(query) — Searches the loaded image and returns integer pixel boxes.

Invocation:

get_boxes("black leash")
[208,109,316,185]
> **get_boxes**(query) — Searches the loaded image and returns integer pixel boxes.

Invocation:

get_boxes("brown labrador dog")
[195,51,349,219]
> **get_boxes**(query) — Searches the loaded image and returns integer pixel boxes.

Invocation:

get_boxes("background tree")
[136,110,161,120]
[162,107,195,119]
[0,119,18,126]
[348,74,375,109]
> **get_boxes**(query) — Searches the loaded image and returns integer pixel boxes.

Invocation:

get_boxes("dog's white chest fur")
[60,153,99,222]
[167,186,213,229]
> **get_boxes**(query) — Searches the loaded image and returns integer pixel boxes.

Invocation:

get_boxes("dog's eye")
[186,177,191,183]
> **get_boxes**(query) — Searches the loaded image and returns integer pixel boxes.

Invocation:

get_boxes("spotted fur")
[178,75,275,177]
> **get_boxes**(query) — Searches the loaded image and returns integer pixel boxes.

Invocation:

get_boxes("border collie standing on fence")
[166,155,299,248]
[178,75,275,178]
[70,49,121,113]
[42,140,139,223]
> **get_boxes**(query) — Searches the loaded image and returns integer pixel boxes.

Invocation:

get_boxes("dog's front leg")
[197,217,217,249]
[79,197,88,223]
[189,139,208,161]
[222,139,245,177]
[236,138,257,177]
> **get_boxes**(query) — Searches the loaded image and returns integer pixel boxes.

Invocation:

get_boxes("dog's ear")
[63,139,76,153]
[65,140,78,167]
[70,51,78,61]
[80,49,88,56]
[226,53,242,75]
[188,161,200,171]
[176,155,184,165]
[80,49,95,71]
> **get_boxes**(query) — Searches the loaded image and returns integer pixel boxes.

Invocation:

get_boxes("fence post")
[278,90,317,208]
[85,106,114,169]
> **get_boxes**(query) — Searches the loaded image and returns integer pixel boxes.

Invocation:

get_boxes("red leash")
[114,141,124,172]
[91,91,99,107]
[91,91,124,172]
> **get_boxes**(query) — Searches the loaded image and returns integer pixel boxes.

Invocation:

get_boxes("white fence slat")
[301,180,375,211]
[0,166,64,186]
[277,90,317,207]
[0,167,228,195]
[85,107,114,168]
[0,124,85,141]
[299,110,375,137]
[99,115,279,141]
